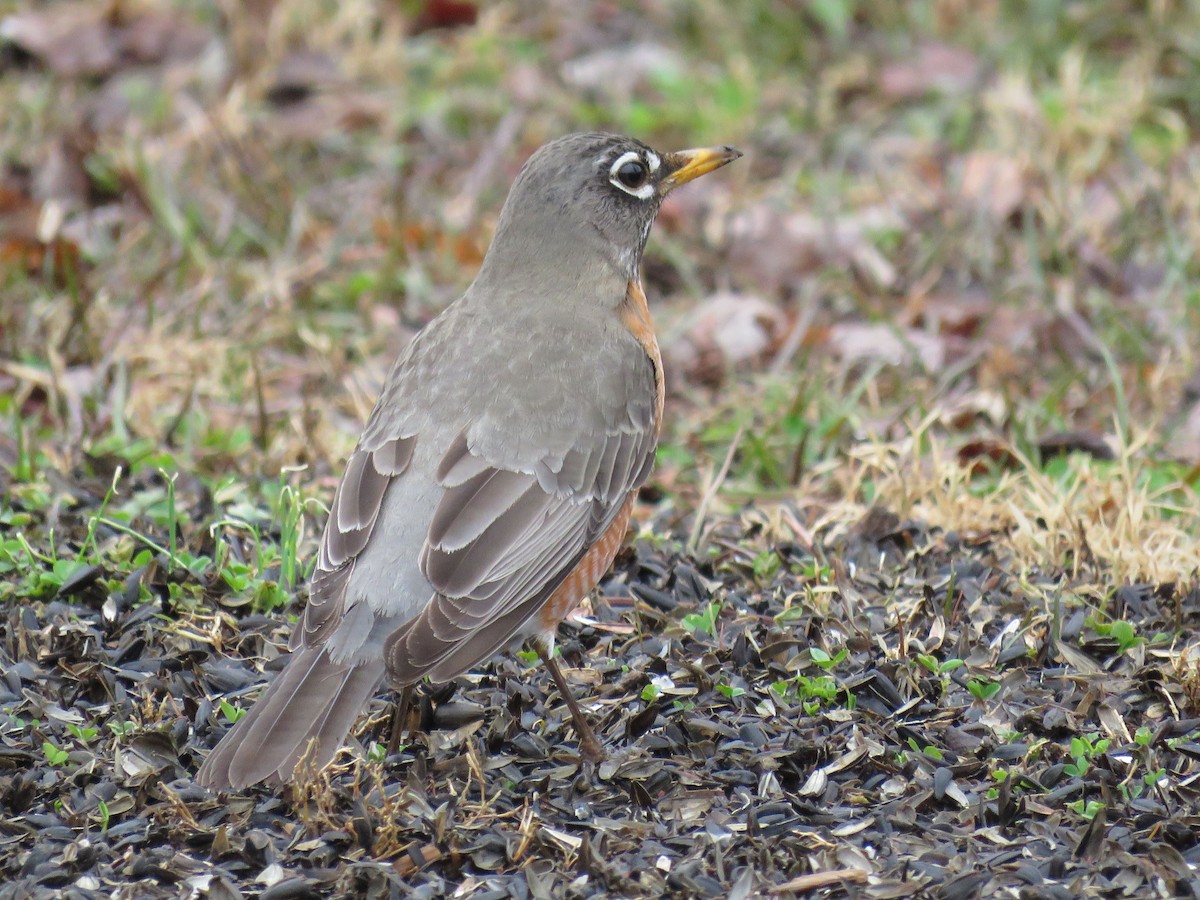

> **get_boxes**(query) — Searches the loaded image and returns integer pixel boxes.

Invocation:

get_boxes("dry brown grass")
[829,424,1200,590]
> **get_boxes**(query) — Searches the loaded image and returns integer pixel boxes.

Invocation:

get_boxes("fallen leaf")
[937,390,1008,430]
[0,168,84,283]
[562,42,685,97]
[267,50,342,106]
[116,12,211,67]
[904,290,993,338]
[411,0,479,33]
[1,4,117,78]
[1037,431,1114,462]
[664,292,787,386]
[958,151,1026,220]
[827,321,945,371]
[35,134,93,207]
[726,204,902,295]
[957,438,1021,476]
[269,93,388,141]
[0,4,210,78]
[881,42,981,100]
[375,218,486,269]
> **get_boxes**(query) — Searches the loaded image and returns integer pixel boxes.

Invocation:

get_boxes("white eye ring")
[609,151,655,199]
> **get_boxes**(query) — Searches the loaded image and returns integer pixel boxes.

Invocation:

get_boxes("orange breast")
[534,280,661,633]
[620,279,665,435]
[537,494,635,631]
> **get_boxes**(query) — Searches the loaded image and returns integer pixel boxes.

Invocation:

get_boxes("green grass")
[2,0,1200,738]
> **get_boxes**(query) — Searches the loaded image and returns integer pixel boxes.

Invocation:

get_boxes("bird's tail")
[196,646,385,790]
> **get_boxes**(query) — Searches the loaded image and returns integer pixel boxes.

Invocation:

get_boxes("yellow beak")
[659,145,743,193]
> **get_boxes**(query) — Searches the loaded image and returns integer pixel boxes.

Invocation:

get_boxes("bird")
[195,132,741,789]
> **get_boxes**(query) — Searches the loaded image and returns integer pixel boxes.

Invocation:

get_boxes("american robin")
[196,132,741,789]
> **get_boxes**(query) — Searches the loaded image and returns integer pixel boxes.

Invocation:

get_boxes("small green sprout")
[43,741,70,766]
[1068,799,1104,820]
[682,600,722,636]
[967,678,1001,702]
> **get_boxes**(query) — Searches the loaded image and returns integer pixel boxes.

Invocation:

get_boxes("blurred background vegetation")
[3,0,1200,600]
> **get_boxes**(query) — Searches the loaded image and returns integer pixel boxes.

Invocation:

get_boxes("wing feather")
[291,434,416,650]
[428,468,533,552]
[386,424,653,683]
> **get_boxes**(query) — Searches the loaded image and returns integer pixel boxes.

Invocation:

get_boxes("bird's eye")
[609,151,656,198]
[616,160,647,189]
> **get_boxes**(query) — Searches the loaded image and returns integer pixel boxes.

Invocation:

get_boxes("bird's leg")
[536,644,606,763]
[386,684,415,756]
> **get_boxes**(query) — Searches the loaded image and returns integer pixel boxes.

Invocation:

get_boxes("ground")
[3,1,1200,897]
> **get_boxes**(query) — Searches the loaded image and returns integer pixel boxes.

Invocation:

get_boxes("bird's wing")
[292,290,661,668]
[384,410,657,682]
[290,431,417,651]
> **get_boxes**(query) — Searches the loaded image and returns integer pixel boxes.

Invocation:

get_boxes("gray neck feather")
[474,208,634,308]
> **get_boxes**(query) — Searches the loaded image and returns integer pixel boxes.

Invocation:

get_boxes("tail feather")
[196,646,385,790]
